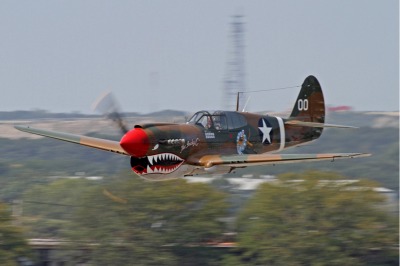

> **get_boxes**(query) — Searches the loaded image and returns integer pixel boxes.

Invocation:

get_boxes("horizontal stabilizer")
[285,120,358,128]
[197,153,370,168]
[15,125,129,155]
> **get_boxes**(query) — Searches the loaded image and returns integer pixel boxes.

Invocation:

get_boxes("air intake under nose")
[120,128,150,157]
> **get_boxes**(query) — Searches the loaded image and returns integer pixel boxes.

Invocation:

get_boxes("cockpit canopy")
[187,110,247,130]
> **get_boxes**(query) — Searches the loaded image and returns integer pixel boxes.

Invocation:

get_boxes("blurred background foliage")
[223,172,398,265]
[0,111,398,264]
[0,171,397,265]
[0,202,32,265]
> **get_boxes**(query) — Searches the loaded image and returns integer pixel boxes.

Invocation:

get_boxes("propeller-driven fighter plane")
[15,76,369,181]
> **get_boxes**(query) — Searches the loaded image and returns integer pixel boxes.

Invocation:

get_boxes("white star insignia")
[258,119,272,144]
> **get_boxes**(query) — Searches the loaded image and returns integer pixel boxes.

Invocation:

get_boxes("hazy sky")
[0,1,398,114]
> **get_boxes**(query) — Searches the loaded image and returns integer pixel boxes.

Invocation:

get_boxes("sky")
[0,0,398,114]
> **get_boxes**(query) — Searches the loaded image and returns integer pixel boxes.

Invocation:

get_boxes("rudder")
[289,75,325,123]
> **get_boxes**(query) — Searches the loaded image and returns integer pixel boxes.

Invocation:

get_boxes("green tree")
[0,202,32,266]
[22,178,96,238]
[64,175,228,265]
[224,171,398,265]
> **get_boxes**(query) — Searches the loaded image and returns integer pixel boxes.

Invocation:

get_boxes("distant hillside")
[0,109,189,139]
[0,109,188,120]
[0,110,98,120]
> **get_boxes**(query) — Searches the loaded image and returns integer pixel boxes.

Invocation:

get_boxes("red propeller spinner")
[120,128,150,157]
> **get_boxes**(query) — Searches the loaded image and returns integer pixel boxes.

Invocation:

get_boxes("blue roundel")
[258,118,273,144]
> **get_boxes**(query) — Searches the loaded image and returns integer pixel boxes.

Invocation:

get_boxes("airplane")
[15,75,369,181]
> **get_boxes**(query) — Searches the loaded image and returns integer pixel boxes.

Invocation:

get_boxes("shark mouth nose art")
[130,153,184,175]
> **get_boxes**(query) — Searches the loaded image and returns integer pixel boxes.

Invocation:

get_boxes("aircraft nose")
[120,128,150,157]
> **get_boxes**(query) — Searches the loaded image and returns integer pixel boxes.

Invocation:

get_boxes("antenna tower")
[223,14,246,111]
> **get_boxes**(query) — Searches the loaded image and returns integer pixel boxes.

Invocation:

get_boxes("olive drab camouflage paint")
[15,76,369,181]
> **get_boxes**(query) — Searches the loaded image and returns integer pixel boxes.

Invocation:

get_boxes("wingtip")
[14,125,31,130]
[359,153,372,157]
[14,125,26,130]
[331,153,371,160]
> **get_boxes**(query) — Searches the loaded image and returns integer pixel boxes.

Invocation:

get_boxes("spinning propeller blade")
[92,91,129,134]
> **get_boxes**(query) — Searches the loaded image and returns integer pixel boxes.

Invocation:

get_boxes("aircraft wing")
[15,125,129,155]
[197,153,370,168]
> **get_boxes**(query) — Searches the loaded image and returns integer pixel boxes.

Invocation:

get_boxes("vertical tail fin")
[289,75,325,123]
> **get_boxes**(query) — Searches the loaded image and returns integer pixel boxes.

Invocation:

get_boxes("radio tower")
[223,13,246,111]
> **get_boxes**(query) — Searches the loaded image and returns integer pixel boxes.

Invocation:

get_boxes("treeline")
[1,171,398,265]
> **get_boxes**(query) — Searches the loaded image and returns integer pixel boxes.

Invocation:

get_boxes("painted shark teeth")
[147,153,182,166]
[137,153,184,175]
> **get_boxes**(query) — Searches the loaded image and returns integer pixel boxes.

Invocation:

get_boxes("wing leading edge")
[15,125,129,155]
[197,153,370,168]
